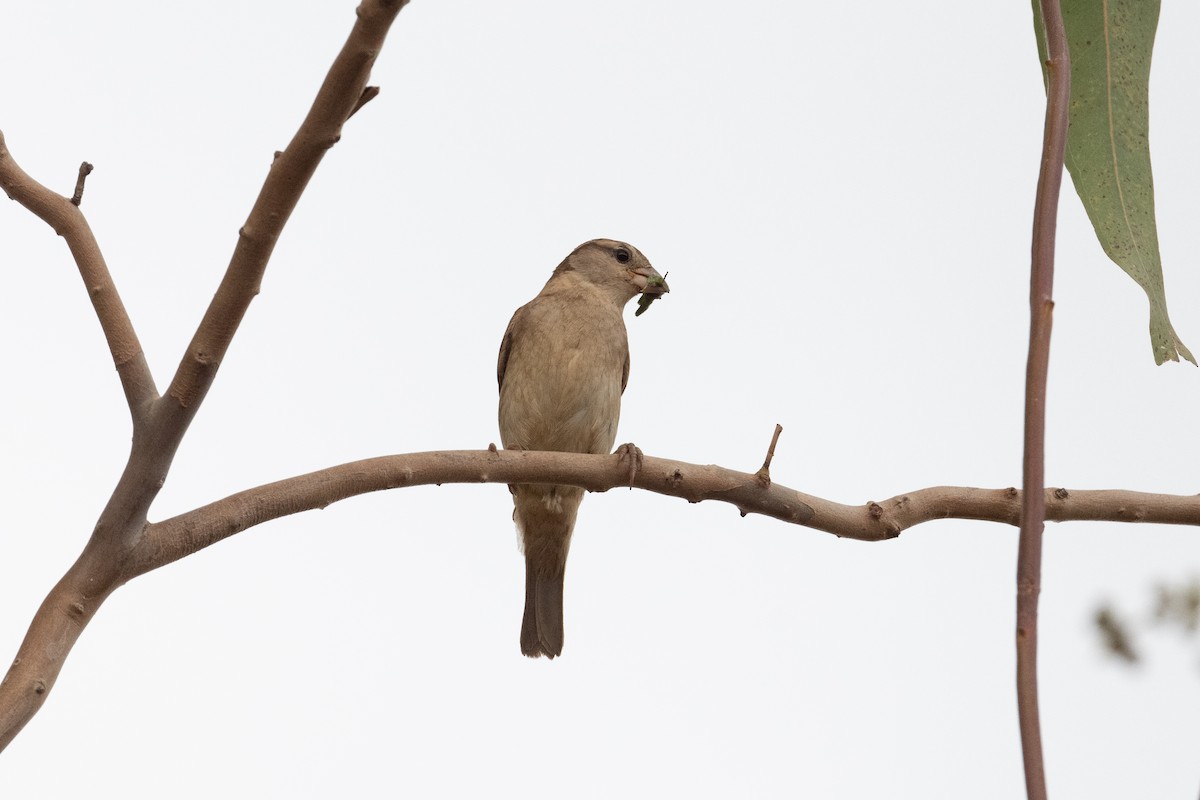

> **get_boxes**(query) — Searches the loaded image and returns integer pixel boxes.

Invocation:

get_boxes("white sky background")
[3,1,1200,797]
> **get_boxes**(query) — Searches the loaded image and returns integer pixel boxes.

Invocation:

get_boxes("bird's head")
[552,239,669,310]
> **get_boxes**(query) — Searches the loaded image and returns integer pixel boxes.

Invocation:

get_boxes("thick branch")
[0,0,413,755]
[162,0,409,417]
[0,131,156,420]
[131,450,1200,576]
[7,445,1200,752]
[1020,1,1070,798]
[0,550,115,751]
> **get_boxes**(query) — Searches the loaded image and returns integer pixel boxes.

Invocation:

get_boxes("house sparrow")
[497,239,668,658]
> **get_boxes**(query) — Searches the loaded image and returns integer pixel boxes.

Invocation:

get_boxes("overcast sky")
[4,2,1200,797]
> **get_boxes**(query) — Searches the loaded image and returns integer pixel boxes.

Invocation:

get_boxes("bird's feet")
[614,443,643,488]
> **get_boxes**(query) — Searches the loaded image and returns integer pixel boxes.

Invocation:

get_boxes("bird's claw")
[615,443,643,488]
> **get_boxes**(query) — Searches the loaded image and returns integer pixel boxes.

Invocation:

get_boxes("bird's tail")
[514,485,582,658]
[521,554,566,658]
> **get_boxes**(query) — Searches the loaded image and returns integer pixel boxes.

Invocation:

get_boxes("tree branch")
[70,161,93,207]
[1020,1,1070,797]
[0,0,413,755]
[0,132,157,421]
[7,444,1200,751]
[129,0,410,527]
[161,0,409,418]
[0,551,116,752]
[754,424,783,487]
[128,450,1200,577]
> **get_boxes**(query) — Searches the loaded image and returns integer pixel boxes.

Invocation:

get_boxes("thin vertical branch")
[1020,1,1070,798]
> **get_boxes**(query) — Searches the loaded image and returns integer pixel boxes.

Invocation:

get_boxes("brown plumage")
[497,239,668,658]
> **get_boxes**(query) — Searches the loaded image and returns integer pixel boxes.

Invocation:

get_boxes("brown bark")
[0,0,1192,785]
[1018,1,1071,796]
[0,0,411,752]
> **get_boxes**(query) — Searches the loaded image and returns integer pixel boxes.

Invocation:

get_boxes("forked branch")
[0,0,412,753]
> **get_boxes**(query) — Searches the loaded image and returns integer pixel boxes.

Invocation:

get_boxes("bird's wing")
[497,304,527,392]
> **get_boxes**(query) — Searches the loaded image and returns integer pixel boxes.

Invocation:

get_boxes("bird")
[497,239,668,658]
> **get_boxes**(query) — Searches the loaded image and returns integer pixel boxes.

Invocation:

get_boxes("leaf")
[1032,0,1193,365]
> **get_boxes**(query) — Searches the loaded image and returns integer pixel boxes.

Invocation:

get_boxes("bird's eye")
[614,248,631,264]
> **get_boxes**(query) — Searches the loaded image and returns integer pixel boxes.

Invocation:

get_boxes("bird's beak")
[629,266,670,297]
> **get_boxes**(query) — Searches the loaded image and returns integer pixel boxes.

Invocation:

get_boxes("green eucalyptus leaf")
[1032,0,1193,365]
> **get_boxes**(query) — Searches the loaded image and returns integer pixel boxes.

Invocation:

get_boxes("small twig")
[348,86,380,119]
[755,424,783,487]
[69,162,93,206]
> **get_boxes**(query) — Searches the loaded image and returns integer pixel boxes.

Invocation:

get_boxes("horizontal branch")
[9,444,1200,751]
[0,131,157,419]
[132,449,1200,578]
